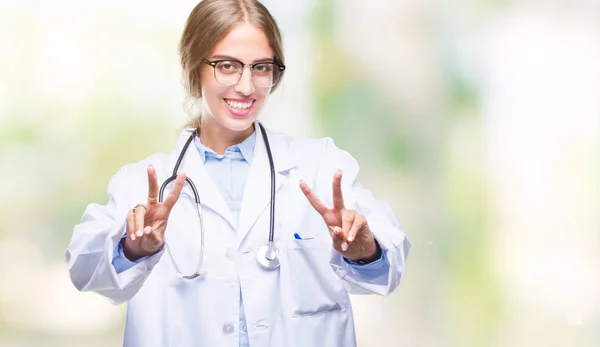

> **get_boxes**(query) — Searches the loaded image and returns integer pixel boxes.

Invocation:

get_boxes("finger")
[144,225,152,235]
[299,180,328,216]
[347,213,364,243]
[163,172,186,210]
[340,210,355,251]
[328,225,343,242]
[341,210,355,239]
[126,210,136,241]
[332,170,345,211]
[147,165,159,204]
[134,205,146,238]
[145,226,165,249]
[328,225,343,249]
[327,225,335,238]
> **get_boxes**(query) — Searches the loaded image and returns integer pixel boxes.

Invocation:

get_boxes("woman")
[65,0,411,346]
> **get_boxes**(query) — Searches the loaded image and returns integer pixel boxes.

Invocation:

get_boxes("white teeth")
[226,100,252,110]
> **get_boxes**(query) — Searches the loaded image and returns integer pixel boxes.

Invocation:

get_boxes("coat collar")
[193,129,256,164]
[167,121,296,242]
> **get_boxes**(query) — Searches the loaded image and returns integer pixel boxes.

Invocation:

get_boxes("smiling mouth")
[224,99,254,110]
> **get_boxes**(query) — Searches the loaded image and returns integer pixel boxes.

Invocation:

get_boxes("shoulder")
[108,152,170,189]
[113,152,170,176]
[110,128,194,183]
[293,136,357,169]
[265,128,359,176]
[265,128,348,160]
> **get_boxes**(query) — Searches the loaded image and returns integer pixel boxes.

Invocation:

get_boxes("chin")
[220,115,257,132]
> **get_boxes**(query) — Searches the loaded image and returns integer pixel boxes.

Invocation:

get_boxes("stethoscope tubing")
[158,123,276,279]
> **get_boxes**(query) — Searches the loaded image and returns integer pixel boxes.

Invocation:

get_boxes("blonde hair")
[179,0,285,128]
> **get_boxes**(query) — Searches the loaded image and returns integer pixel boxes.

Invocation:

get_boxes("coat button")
[225,248,235,260]
[222,323,235,334]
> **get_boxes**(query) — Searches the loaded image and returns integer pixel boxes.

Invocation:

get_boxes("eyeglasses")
[202,58,286,88]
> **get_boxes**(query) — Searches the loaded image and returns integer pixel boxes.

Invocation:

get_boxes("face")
[200,22,275,137]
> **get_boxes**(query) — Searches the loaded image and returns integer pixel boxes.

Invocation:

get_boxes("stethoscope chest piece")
[256,244,280,269]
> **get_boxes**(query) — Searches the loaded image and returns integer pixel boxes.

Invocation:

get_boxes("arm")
[324,138,412,296]
[64,165,165,305]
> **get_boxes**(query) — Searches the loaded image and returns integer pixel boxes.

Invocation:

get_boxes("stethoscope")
[159,122,279,280]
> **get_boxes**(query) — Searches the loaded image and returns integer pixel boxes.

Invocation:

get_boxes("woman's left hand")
[299,170,378,261]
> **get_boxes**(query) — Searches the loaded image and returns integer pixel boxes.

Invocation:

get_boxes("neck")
[198,120,255,155]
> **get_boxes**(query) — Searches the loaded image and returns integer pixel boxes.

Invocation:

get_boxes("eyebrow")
[210,54,274,63]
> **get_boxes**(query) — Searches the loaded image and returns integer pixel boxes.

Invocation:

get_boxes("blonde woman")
[66,1,411,346]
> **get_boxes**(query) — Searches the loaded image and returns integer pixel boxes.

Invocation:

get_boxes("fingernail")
[348,234,354,242]
[334,226,342,234]
[130,233,136,241]
[341,242,348,251]
[144,226,152,235]
[136,229,143,237]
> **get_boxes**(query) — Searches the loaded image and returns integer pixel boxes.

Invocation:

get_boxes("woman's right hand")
[122,165,186,261]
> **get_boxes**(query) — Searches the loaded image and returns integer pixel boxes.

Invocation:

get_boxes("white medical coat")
[65,124,411,347]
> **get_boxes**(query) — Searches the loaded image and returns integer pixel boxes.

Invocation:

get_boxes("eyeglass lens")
[213,61,281,87]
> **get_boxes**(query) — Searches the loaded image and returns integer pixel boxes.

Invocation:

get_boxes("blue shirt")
[194,131,255,347]
[113,130,388,347]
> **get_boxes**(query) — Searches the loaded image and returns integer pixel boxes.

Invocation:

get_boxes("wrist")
[121,238,153,261]
[344,239,382,265]
[359,239,381,263]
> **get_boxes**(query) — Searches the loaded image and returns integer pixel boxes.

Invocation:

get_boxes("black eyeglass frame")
[202,58,286,87]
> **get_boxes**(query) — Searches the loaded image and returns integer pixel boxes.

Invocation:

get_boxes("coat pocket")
[282,237,350,317]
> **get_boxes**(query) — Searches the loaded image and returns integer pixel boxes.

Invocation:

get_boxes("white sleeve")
[322,138,412,296]
[64,165,165,305]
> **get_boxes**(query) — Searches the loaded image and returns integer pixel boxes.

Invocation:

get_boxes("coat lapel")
[167,129,234,230]
[236,122,296,247]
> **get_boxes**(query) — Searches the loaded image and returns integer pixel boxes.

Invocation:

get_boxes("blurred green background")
[1,0,598,346]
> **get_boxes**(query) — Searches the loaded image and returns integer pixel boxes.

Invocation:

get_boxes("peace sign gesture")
[299,170,378,261]
[122,165,186,261]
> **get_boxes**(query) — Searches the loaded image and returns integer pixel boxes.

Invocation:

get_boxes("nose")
[234,66,255,96]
